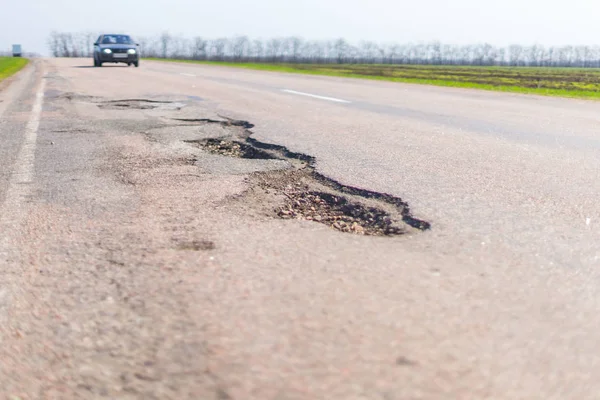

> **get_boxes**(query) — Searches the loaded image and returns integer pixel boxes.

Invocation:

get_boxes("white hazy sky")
[1,0,599,55]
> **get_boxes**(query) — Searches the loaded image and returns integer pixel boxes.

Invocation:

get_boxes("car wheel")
[127,63,132,67]
[134,61,139,68]
[93,57,98,67]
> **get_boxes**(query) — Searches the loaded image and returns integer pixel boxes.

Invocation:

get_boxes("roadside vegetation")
[0,57,28,82]
[151,59,600,99]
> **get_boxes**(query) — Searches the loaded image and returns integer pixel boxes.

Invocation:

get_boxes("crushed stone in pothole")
[276,188,404,236]
[192,139,276,160]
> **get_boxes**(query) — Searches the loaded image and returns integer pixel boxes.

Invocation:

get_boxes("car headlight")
[103,48,112,54]
[127,49,136,54]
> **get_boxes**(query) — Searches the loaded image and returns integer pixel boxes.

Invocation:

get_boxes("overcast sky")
[1,0,599,55]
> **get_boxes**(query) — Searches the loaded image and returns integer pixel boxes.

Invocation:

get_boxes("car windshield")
[101,35,133,45]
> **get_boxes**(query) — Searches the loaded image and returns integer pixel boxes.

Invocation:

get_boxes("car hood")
[98,44,136,49]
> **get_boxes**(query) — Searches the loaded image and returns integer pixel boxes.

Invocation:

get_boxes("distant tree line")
[48,31,600,68]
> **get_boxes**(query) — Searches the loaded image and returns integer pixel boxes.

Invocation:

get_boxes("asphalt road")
[1,58,600,399]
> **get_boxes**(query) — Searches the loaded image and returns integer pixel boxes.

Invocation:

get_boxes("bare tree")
[160,32,171,58]
[137,36,151,57]
[333,38,349,64]
[508,45,523,66]
[170,36,190,59]
[430,41,442,65]
[210,38,228,61]
[359,41,379,63]
[250,39,264,61]
[59,33,73,57]
[85,32,97,57]
[288,37,303,62]
[267,38,282,62]
[232,35,249,60]
[192,37,207,60]
[386,44,400,64]
[48,31,61,57]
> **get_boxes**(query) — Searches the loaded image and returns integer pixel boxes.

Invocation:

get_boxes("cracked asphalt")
[1,58,600,399]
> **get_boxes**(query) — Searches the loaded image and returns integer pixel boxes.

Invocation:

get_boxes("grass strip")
[0,57,29,82]
[149,58,600,100]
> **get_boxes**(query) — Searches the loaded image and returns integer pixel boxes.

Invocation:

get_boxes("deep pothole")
[181,118,431,236]
[187,139,276,160]
[242,167,416,236]
[279,189,403,236]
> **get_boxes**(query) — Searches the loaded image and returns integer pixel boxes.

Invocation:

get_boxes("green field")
[0,57,29,82]
[151,58,600,100]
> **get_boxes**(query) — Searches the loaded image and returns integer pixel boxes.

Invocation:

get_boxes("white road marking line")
[0,78,45,263]
[13,80,45,184]
[281,89,351,104]
[180,73,196,77]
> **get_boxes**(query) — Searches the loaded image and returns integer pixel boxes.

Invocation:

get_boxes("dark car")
[93,34,140,67]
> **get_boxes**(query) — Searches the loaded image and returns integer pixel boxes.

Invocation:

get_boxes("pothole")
[243,168,413,236]
[98,99,186,110]
[181,117,431,235]
[55,92,98,102]
[187,139,276,160]
[54,93,188,110]
[278,190,403,236]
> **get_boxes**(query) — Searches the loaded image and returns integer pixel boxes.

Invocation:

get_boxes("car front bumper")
[97,53,139,62]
